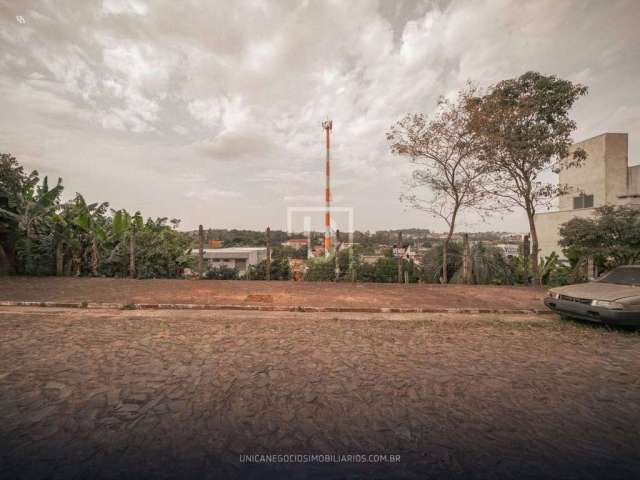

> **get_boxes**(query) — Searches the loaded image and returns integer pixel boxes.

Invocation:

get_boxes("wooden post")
[56,240,64,276]
[462,233,470,284]
[587,256,595,281]
[198,225,204,278]
[335,229,341,282]
[129,224,136,279]
[397,231,403,284]
[522,234,530,286]
[266,227,271,281]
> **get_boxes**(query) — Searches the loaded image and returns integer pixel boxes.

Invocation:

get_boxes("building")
[207,239,223,248]
[281,238,308,249]
[535,133,640,259]
[495,243,521,259]
[198,247,267,273]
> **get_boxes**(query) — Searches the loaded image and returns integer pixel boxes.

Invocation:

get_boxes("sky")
[1,0,639,233]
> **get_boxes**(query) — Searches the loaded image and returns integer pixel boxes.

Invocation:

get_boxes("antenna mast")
[322,120,333,257]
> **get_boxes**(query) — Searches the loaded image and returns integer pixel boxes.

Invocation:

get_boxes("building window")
[573,194,594,209]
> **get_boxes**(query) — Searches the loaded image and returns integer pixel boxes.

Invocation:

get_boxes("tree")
[112,209,144,278]
[468,71,588,285]
[250,257,290,280]
[559,205,640,269]
[387,86,489,283]
[204,265,239,280]
[134,217,192,279]
[69,194,109,276]
[0,173,63,274]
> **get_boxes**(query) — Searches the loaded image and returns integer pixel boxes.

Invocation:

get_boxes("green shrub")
[204,266,239,280]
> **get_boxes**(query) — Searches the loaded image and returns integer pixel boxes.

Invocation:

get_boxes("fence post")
[522,234,530,286]
[129,223,136,279]
[335,229,341,282]
[266,227,271,281]
[587,256,595,280]
[198,225,204,278]
[462,233,470,284]
[397,231,403,284]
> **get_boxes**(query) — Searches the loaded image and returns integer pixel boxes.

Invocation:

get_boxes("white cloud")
[0,0,638,231]
[102,0,148,16]
[187,97,222,127]
[185,188,241,200]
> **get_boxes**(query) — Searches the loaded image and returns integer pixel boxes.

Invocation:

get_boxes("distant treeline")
[186,227,519,251]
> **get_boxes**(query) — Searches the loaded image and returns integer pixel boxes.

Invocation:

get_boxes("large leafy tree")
[387,86,490,283]
[467,71,588,285]
[134,217,192,279]
[0,154,44,273]
[559,205,640,268]
[0,173,63,274]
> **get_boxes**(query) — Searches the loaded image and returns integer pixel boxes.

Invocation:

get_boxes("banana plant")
[0,176,63,274]
[70,194,108,276]
[112,209,144,278]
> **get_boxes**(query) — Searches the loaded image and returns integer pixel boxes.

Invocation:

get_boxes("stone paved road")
[0,307,639,479]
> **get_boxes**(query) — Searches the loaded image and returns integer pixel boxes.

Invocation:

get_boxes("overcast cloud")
[1,0,639,232]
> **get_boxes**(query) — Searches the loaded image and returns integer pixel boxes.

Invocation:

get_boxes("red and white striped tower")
[322,120,333,257]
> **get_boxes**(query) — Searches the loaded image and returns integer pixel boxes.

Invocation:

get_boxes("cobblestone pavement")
[0,307,639,479]
[0,277,546,310]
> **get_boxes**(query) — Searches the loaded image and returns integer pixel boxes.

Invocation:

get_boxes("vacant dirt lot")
[1,307,638,479]
[0,277,546,310]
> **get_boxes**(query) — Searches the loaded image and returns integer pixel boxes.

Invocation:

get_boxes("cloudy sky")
[1,0,639,233]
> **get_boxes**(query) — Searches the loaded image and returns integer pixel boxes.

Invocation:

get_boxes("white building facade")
[534,133,640,259]
[199,247,268,273]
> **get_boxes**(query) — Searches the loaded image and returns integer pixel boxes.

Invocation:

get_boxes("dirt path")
[0,277,547,310]
[0,307,638,479]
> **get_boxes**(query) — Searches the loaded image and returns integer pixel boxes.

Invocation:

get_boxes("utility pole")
[266,227,271,281]
[198,224,204,278]
[397,231,403,283]
[322,119,333,258]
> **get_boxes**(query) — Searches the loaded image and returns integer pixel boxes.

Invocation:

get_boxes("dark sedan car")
[545,265,640,326]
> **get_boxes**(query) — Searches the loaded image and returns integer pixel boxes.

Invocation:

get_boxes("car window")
[598,267,640,286]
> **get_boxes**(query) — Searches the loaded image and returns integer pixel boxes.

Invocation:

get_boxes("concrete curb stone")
[0,300,553,315]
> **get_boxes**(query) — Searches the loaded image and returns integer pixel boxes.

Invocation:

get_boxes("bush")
[420,242,462,283]
[248,257,290,280]
[134,226,193,279]
[305,257,335,281]
[204,266,239,280]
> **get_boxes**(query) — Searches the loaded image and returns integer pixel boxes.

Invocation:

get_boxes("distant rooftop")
[202,247,266,253]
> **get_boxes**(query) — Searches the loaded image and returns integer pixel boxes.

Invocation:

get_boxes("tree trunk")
[91,236,99,276]
[442,240,449,284]
[73,255,81,277]
[129,227,136,279]
[56,240,64,276]
[25,224,33,275]
[0,244,9,276]
[527,210,540,285]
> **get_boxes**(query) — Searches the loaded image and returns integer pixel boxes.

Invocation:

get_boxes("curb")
[0,300,553,315]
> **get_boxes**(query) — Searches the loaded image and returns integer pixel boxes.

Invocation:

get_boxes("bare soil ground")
[0,277,546,310]
[0,307,638,479]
